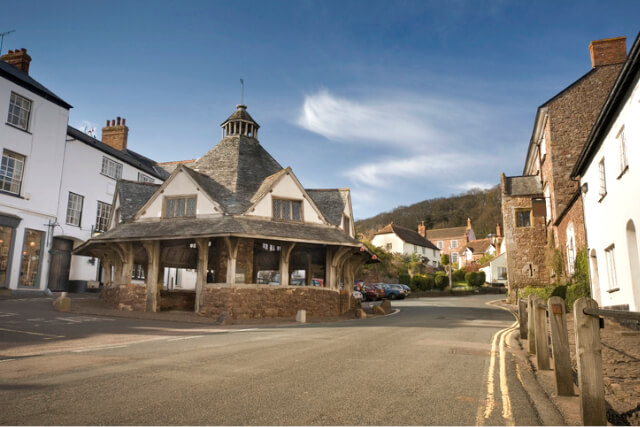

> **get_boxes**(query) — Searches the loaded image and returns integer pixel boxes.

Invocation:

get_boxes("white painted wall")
[247,173,324,224]
[0,75,69,291]
[580,74,640,311]
[372,233,440,266]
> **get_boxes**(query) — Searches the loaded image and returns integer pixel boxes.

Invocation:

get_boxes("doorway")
[47,237,73,291]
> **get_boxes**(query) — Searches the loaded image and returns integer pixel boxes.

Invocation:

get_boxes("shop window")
[19,229,43,287]
[0,225,14,286]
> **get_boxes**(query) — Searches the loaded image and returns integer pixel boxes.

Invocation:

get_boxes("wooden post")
[119,243,134,284]
[279,243,295,286]
[519,299,528,340]
[305,253,312,287]
[143,241,160,312]
[534,297,551,370]
[224,237,239,284]
[574,297,606,426]
[547,296,574,396]
[325,247,334,289]
[195,238,209,313]
[528,294,536,354]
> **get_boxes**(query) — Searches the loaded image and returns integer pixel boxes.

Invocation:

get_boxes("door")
[47,238,73,291]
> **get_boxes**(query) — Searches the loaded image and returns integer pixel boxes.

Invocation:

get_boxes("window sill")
[100,172,120,181]
[617,166,629,180]
[65,222,81,228]
[598,192,607,203]
[606,287,620,294]
[5,122,31,134]
[0,190,24,199]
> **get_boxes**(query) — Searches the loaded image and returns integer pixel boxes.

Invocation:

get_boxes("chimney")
[496,223,501,237]
[0,48,32,74]
[418,221,426,238]
[101,117,129,151]
[589,37,626,68]
[467,218,472,229]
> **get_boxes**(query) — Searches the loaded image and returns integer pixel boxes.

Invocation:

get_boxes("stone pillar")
[224,237,239,284]
[143,241,161,312]
[330,246,352,290]
[195,238,209,312]
[279,243,295,286]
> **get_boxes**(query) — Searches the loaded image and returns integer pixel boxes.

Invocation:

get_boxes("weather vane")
[0,30,16,56]
[240,78,244,105]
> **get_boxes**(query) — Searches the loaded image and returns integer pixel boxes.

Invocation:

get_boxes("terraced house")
[501,36,627,296]
[75,104,373,320]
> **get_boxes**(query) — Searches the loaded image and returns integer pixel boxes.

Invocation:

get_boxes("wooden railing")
[518,296,640,426]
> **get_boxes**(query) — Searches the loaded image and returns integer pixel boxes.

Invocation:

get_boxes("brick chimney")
[101,117,129,151]
[0,48,32,74]
[589,37,626,68]
[496,223,501,237]
[418,221,426,238]
[467,217,472,229]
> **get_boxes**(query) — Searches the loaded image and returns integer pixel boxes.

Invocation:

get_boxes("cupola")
[221,104,259,139]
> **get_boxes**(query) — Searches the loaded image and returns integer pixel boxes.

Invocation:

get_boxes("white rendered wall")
[580,75,640,311]
[0,77,69,290]
[372,233,404,253]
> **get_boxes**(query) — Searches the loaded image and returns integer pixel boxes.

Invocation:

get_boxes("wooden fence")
[518,296,640,426]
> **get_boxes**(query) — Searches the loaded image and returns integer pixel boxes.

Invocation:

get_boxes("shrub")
[566,280,590,311]
[398,273,411,286]
[425,274,435,290]
[434,272,448,290]
[550,284,567,300]
[441,254,450,266]
[411,274,428,291]
[477,271,486,286]
[464,271,485,287]
[452,269,466,283]
[520,285,554,301]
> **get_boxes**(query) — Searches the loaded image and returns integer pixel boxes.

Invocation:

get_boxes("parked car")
[361,283,385,301]
[381,283,407,300]
[353,290,363,301]
[354,280,365,292]
[400,284,411,296]
[290,278,324,287]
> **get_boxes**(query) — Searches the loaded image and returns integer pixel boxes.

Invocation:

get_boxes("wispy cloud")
[453,181,496,191]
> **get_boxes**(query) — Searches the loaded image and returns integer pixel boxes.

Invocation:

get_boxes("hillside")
[356,186,502,241]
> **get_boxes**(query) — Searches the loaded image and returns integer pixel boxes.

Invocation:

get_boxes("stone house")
[423,218,476,265]
[571,32,640,311]
[501,36,626,296]
[372,222,440,267]
[75,104,373,320]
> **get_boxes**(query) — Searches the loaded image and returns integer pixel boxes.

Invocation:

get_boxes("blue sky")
[3,1,639,219]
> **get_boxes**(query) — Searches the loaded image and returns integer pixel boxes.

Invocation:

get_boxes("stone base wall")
[201,285,349,320]
[160,290,195,311]
[100,284,146,311]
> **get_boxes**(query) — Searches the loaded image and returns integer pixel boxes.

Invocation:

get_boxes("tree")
[441,253,452,289]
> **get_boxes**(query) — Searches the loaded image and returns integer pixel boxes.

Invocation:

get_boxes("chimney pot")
[116,117,121,126]
[122,118,126,125]
[1,48,32,74]
[589,37,626,68]
[102,117,129,152]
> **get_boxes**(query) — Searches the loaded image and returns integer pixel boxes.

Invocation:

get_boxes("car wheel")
[390,294,396,300]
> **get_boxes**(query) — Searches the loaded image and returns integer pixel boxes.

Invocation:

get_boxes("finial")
[240,78,244,105]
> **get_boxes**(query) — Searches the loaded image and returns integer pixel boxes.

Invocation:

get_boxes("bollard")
[534,297,550,370]
[519,299,528,340]
[527,294,536,354]
[574,297,606,426]
[296,309,306,323]
[548,296,573,396]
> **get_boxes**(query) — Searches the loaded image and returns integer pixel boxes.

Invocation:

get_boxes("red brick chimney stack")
[496,223,501,237]
[589,37,626,68]
[102,117,129,151]
[0,48,32,74]
[418,221,426,238]
[467,218,472,229]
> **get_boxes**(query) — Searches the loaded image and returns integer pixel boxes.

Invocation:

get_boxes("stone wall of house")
[200,285,349,320]
[100,283,146,311]
[501,191,549,295]
[556,195,587,275]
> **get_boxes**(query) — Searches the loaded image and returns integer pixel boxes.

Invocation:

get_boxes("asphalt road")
[0,294,541,425]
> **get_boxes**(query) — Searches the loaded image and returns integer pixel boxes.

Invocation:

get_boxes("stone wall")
[201,285,348,320]
[100,284,146,311]
[160,290,195,311]
[557,195,587,275]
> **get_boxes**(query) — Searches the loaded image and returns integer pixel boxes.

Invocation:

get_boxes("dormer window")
[165,196,196,218]
[273,198,302,221]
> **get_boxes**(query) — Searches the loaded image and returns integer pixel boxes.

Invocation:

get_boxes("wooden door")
[47,238,73,291]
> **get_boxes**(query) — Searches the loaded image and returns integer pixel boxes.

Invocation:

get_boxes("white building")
[0,48,167,293]
[572,32,640,311]
[372,222,440,267]
[479,252,507,286]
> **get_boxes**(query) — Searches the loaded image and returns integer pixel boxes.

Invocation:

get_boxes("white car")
[353,290,363,300]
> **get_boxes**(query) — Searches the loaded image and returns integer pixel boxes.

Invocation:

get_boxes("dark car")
[400,284,411,297]
[381,283,407,300]
[362,283,385,301]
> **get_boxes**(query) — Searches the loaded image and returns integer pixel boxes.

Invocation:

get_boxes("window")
[617,127,628,176]
[540,132,546,160]
[19,229,43,287]
[0,150,25,195]
[605,244,618,291]
[544,186,551,221]
[516,210,531,227]
[343,215,351,235]
[165,196,196,218]
[132,264,145,280]
[386,243,392,251]
[95,201,112,232]
[138,172,153,183]
[7,92,32,131]
[437,241,444,249]
[0,225,15,286]
[66,192,84,226]
[273,198,302,221]
[451,240,458,249]
[598,158,607,198]
[566,223,576,275]
[451,252,459,263]
[101,157,123,180]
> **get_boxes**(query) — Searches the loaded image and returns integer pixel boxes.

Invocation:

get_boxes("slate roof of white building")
[0,59,72,109]
[375,223,439,250]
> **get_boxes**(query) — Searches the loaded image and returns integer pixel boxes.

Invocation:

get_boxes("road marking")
[71,345,129,353]
[0,358,16,363]
[500,326,515,425]
[167,335,205,342]
[0,327,64,339]
[478,327,502,424]
[232,328,259,333]
[0,312,17,317]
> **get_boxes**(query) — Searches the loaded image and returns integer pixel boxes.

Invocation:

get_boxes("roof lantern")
[221,104,260,139]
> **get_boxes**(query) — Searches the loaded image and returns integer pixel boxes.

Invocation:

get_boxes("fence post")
[534,296,550,370]
[547,296,573,396]
[574,297,606,426]
[528,294,536,354]
[519,299,528,340]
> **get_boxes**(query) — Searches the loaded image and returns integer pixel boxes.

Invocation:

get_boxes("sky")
[3,1,639,220]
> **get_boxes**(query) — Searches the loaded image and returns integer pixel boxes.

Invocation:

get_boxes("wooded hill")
[355,186,502,241]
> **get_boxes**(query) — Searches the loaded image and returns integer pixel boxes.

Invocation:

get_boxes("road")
[0,294,541,425]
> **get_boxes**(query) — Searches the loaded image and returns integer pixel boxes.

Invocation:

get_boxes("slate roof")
[221,104,259,127]
[463,238,493,254]
[67,126,169,181]
[503,175,543,196]
[426,226,468,240]
[250,168,289,203]
[75,216,361,255]
[116,180,162,221]
[189,135,283,213]
[157,159,195,174]
[0,59,72,109]
[306,189,350,226]
[375,223,438,250]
